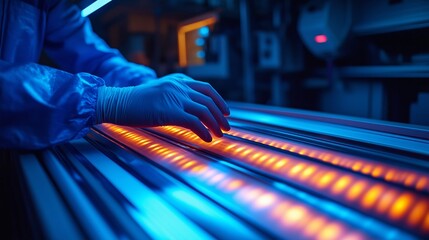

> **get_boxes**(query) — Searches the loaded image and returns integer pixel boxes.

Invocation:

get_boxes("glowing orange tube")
[148,125,429,234]
[99,124,372,239]
[227,128,429,192]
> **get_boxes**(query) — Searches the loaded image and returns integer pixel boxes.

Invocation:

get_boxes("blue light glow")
[169,189,212,215]
[81,0,112,17]
[198,26,210,37]
[195,38,205,46]
[196,50,205,58]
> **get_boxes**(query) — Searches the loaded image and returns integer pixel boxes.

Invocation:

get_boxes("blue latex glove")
[96,74,230,142]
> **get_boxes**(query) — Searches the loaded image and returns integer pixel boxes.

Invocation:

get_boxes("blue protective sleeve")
[44,0,157,87]
[0,60,104,150]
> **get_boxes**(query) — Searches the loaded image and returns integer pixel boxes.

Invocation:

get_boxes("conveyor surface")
[2,103,428,239]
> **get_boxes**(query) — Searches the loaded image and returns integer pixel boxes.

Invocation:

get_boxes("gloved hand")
[96,74,230,142]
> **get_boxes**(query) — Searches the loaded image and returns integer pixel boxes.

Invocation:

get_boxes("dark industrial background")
[3,1,429,239]
[67,0,429,125]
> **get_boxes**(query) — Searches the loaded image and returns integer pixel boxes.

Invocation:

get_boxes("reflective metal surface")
[9,104,429,239]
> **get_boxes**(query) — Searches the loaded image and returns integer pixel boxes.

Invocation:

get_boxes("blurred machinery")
[256,31,281,69]
[294,0,429,125]
[81,0,429,125]
[177,12,232,79]
[2,103,429,239]
[298,0,352,58]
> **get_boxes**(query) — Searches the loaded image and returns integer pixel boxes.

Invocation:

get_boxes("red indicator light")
[315,34,328,43]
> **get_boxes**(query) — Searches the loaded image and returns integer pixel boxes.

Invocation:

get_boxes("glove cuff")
[95,86,108,124]
[95,86,134,125]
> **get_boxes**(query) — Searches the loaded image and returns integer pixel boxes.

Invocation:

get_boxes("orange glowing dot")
[352,162,363,171]
[300,166,316,180]
[190,165,206,173]
[152,146,163,152]
[254,193,277,209]
[317,172,336,188]
[226,180,243,191]
[304,217,326,237]
[332,176,352,194]
[148,144,159,149]
[257,154,270,164]
[331,157,340,165]
[321,154,332,161]
[273,159,288,170]
[371,166,384,177]
[171,155,184,162]
[240,149,253,157]
[317,223,342,240]
[299,149,308,155]
[343,161,354,168]
[389,193,414,220]
[404,174,416,186]
[310,172,324,184]
[156,148,168,154]
[385,170,395,181]
[181,161,196,170]
[376,190,397,214]
[282,206,307,225]
[233,146,246,154]
[416,177,427,190]
[177,159,188,166]
[271,202,290,218]
[361,165,372,174]
[264,157,278,168]
[288,163,306,176]
[361,184,383,209]
[225,144,237,150]
[408,200,428,227]
[308,151,318,157]
[165,152,177,158]
[250,152,262,161]
[346,181,367,201]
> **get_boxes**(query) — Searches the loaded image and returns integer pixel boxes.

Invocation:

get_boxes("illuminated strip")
[81,0,112,17]
[151,126,429,236]
[226,128,429,192]
[177,17,217,66]
[99,124,374,240]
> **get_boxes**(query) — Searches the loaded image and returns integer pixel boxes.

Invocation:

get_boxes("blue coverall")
[0,0,156,149]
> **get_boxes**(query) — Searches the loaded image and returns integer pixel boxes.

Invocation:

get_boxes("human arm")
[0,60,229,149]
[0,60,104,150]
[43,0,156,87]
